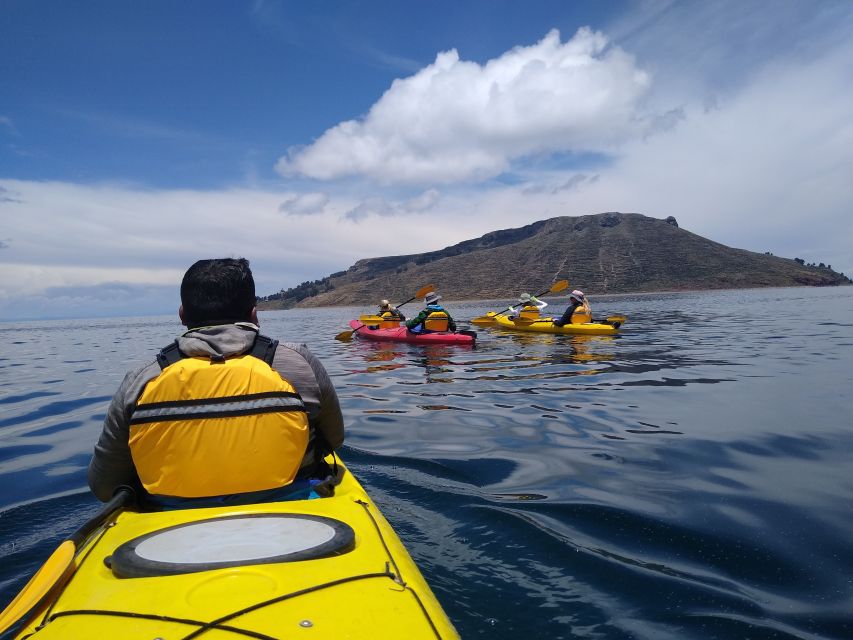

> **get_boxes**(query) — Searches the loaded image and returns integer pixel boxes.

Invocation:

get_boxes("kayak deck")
[15,461,458,639]
[348,320,475,345]
[490,312,620,335]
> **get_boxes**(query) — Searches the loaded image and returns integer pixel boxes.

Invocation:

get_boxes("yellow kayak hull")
[489,312,620,335]
[14,460,458,639]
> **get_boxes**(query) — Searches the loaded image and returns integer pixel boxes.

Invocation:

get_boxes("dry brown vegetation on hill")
[259,213,850,309]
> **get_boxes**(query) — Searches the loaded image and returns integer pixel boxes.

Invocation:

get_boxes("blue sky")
[2,0,852,319]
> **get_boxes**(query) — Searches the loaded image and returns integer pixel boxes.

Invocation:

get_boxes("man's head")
[424,292,442,305]
[179,258,257,328]
[379,299,391,311]
[569,289,585,303]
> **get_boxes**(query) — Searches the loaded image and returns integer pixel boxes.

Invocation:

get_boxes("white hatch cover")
[108,513,355,578]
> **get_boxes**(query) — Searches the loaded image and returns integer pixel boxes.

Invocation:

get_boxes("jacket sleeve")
[405,310,428,329]
[302,348,345,451]
[87,362,157,502]
[274,344,345,452]
[448,313,457,331]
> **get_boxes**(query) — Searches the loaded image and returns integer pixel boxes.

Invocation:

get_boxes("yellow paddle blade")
[549,280,569,294]
[358,315,385,324]
[0,540,76,634]
[414,284,435,299]
[334,329,355,342]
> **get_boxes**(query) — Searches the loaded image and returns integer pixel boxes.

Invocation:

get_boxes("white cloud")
[343,189,441,221]
[276,28,651,185]
[0,115,18,136]
[278,192,329,215]
[0,180,461,319]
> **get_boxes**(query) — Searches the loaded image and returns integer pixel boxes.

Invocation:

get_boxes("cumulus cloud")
[276,28,651,185]
[278,192,329,215]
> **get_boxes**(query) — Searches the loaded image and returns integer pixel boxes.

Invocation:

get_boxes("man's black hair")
[180,258,256,328]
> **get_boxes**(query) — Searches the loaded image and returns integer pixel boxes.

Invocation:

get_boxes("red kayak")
[348,320,476,345]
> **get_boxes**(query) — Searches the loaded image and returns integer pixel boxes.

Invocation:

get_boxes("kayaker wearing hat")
[552,289,592,327]
[507,292,548,320]
[377,299,406,321]
[405,290,457,333]
[88,258,345,508]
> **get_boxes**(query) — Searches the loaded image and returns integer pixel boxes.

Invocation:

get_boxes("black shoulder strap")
[156,340,185,370]
[156,333,278,370]
[250,333,279,366]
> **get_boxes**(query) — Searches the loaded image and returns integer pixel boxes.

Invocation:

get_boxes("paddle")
[0,487,134,635]
[605,314,628,328]
[470,280,569,326]
[335,284,435,342]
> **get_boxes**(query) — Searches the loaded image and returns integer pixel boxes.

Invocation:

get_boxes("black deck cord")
[179,571,394,640]
[355,499,402,581]
[181,499,445,640]
[355,499,444,639]
[41,610,276,639]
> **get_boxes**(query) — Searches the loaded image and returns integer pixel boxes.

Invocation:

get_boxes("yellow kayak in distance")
[488,311,622,335]
[11,459,459,640]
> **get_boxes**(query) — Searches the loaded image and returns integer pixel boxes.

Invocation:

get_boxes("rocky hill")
[258,212,850,308]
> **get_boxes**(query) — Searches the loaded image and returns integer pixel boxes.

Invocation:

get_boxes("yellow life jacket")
[424,311,449,331]
[571,300,592,324]
[379,310,401,328]
[519,305,541,320]
[129,349,309,499]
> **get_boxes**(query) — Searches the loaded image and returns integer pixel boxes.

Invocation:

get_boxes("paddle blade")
[414,284,436,299]
[606,315,628,324]
[549,280,569,294]
[334,330,355,342]
[0,541,75,634]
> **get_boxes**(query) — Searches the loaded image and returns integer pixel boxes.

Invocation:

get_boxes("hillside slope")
[260,212,849,308]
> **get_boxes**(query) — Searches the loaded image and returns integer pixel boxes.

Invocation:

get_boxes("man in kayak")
[552,289,592,327]
[405,291,457,333]
[378,299,406,321]
[507,292,548,320]
[88,258,345,508]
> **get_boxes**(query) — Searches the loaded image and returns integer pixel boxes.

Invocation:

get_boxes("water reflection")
[2,288,853,640]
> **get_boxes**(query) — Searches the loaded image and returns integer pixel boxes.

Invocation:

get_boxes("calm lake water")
[1,286,852,639]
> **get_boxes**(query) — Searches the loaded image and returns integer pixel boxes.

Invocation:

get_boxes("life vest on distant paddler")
[424,311,449,331]
[519,305,541,320]
[379,310,402,328]
[571,300,593,324]
[128,335,309,499]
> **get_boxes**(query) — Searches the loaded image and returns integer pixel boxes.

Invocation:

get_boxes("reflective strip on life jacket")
[129,353,309,499]
[130,392,305,424]
[424,311,449,331]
